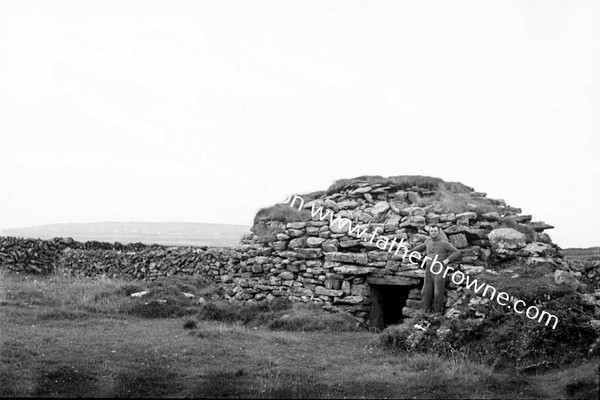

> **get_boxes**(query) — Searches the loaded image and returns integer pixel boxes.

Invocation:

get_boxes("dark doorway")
[368,284,410,329]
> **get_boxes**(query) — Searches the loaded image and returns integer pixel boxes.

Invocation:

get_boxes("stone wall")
[1,177,589,326]
[0,236,237,280]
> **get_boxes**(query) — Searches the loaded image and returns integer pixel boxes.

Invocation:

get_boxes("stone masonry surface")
[2,178,596,324]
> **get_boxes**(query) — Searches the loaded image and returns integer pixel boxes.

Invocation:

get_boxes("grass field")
[0,271,598,398]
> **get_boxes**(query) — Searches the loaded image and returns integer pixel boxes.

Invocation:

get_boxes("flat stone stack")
[58,246,235,280]
[0,236,70,274]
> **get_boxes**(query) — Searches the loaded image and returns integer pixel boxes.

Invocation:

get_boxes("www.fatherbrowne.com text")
[282,194,559,330]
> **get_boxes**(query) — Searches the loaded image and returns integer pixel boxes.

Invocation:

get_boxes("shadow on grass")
[37,308,91,321]
[190,369,343,399]
[564,378,600,399]
[0,370,27,397]
[191,370,252,398]
[112,365,181,398]
[34,365,99,397]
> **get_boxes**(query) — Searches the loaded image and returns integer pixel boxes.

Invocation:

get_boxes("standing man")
[411,225,461,314]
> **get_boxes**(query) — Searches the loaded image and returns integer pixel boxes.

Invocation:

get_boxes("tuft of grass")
[254,203,312,224]
[499,216,537,242]
[183,319,197,330]
[115,283,145,296]
[190,321,256,339]
[119,297,194,319]
[378,321,415,351]
[267,303,361,332]
[428,188,501,215]
[474,266,570,303]
[252,203,313,238]
[196,297,293,325]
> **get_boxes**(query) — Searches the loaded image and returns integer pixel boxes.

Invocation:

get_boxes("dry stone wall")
[0,236,238,280]
[1,177,590,325]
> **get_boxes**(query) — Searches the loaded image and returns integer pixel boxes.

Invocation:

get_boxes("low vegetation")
[376,263,598,372]
[251,203,313,241]
[1,271,598,398]
[326,175,473,195]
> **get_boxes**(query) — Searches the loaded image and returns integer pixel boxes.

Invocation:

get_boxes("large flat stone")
[333,265,375,275]
[489,228,526,257]
[330,217,353,234]
[394,269,425,279]
[325,252,368,265]
[530,221,554,231]
[306,237,326,247]
[286,222,307,229]
[444,225,486,238]
[296,248,323,259]
[314,286,344,297]
[333,295,364,304]
[367,276,420,286]
[371,201,390,216]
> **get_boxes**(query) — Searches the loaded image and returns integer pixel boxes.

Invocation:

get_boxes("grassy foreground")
[0,272,598,398]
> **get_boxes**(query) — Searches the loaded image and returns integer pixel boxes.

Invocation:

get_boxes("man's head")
[429,225,441,239]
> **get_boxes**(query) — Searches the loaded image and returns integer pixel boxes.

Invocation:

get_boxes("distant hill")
[0,222,251,247]
[562,247,600,262]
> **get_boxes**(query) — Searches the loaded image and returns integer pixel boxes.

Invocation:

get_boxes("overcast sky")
[1,0,598,248]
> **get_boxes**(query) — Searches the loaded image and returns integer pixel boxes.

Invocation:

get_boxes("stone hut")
[233,175,564,328]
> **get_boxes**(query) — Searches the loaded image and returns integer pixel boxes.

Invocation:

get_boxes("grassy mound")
[193,298,362,332]
[195,297,292,324]
[379,291,599,372]
[118,275,215,318]
[266,303,361,332]
[379,261,599,371]
[251,204,313,241]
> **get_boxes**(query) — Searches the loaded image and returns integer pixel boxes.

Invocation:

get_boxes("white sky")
[1,0,598,248]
